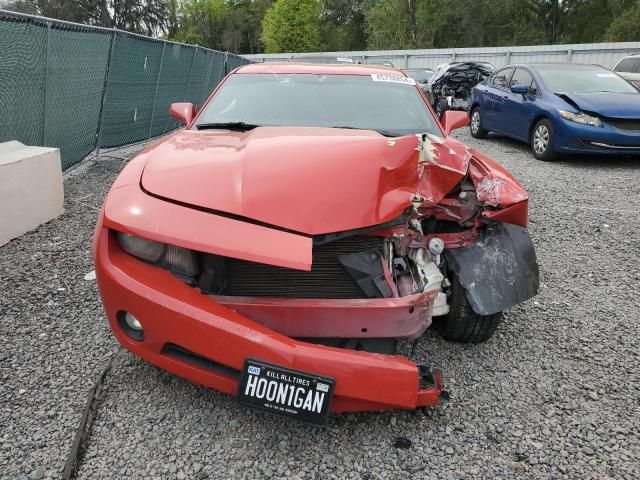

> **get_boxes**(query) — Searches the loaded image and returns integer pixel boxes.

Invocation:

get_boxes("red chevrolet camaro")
[94,63,538,424]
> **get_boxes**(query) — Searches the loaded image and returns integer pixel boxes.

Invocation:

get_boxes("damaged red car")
[94,63,539,425]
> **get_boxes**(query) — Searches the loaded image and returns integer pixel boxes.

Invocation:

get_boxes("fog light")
[124,312,142,331]
[117,311,144,341]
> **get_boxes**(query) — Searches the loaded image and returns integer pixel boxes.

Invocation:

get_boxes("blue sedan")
[468,63,640,160]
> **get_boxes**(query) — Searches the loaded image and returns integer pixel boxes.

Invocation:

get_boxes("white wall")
[0,141,64,246]
[245,42,640,70]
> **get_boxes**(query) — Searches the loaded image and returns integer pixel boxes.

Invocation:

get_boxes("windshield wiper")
[327,125,401,137]
[195,121,261,131]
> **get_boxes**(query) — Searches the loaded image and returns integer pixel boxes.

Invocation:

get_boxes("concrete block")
[0,141,64,246]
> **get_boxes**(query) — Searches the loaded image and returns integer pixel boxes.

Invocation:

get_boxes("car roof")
[512,63,608,70]
[235,62,405,76]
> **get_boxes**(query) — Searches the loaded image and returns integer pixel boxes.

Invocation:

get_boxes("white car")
[612,54,640,88]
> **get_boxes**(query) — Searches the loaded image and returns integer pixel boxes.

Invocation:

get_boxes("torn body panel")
[136,127,528,239]
[212,291,436,339]
[443,222,539,316]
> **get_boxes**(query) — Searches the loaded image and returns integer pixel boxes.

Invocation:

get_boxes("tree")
[320,0,366,51]
[5,0,167,35]
[605,1,640,42]
[170,0,229,48]
[261,0,322,53]
[364,0,451,49]
[364,0,411,49]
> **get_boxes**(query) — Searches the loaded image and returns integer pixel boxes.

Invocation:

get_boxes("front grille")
[604,118,640,131]
[222,235,386,298]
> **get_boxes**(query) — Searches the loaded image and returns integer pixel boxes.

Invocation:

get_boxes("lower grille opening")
[213,235,386,299]
[604,117,640,131]
[162,343,240,379]
[299,337,397,354]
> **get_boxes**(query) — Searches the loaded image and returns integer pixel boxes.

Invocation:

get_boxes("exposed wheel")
[434,273,503,343]
[469,107,488,139]
[435,99,448,120]
[531,119,557,161]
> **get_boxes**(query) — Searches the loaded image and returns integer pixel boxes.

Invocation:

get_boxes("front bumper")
[95,228,444,413]
[555,119,640,155]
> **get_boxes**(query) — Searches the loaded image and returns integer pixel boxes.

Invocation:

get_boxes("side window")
[529,80,539,96]
[510,68,534,88]
[491,68,514,88]
[614,58,637,73]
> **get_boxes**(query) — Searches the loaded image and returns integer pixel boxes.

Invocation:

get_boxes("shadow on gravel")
[483,133,640,169]
[561,155,640,169]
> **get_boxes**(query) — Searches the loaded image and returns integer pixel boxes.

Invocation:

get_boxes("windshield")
[537,67,638,94]
[404,69,433,83]
[196,73,440,136]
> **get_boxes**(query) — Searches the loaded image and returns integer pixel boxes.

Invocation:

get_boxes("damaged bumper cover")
[95,226,444,412]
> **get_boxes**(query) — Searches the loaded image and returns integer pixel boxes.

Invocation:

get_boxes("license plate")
[237,359,335,425]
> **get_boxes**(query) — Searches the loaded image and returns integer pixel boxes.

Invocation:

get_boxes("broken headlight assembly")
[116,232,198,279]
[558,110,603,127]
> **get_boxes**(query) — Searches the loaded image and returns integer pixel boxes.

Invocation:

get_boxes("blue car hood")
[559,92,640,119]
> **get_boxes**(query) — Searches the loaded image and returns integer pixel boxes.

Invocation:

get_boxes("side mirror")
[169,102,196,125]
[441,110,469,136]
[510,84,529,95]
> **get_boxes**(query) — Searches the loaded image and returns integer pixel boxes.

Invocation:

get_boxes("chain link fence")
[0,10,250,170]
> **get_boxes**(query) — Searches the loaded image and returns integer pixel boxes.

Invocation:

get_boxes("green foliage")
[364,0,411,49]
[605,2,640,42]
[5,0,640,53]
[364,0,451,50]
[320,0,367,50]
[261,0,322,53]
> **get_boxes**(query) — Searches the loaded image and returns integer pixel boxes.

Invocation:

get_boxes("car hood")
[139,127,469,235]
[558,92,640,119]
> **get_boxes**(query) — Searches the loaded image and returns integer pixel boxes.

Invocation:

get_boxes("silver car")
[612,54,640,88]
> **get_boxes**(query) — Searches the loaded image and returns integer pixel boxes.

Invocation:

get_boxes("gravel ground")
[1,130,639,480]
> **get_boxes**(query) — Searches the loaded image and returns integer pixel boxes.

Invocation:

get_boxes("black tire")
[469,107,488,139]
[434,273,503,343]
[531,119,557,161]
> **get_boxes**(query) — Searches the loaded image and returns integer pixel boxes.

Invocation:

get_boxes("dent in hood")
[557,91,640,119]
[139,127,471,235]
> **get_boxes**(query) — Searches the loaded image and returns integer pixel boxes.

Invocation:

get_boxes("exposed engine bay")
[426,62,496,119]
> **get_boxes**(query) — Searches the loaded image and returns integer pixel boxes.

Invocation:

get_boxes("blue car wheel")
[531,119,557,161]
[470,107,488,139]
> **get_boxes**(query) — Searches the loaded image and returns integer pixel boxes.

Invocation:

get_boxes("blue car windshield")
[196,73,440,137]
[538,68,638,94]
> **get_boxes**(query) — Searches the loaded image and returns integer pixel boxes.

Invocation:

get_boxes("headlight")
[558,110,602,127]
[116,232,198,278]
[117,232,164,262]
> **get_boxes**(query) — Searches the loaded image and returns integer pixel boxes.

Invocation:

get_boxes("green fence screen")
[0,10,250,170]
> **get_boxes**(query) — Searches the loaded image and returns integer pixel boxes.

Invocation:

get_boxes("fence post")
[183,46,196,101]
[148,42,166,139]
[95,28,117,157]
[567,48,573,63]
[203,52,214,105]
[43,20,51,146]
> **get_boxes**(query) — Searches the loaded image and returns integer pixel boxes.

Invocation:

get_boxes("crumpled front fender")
[443,222,539,316]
